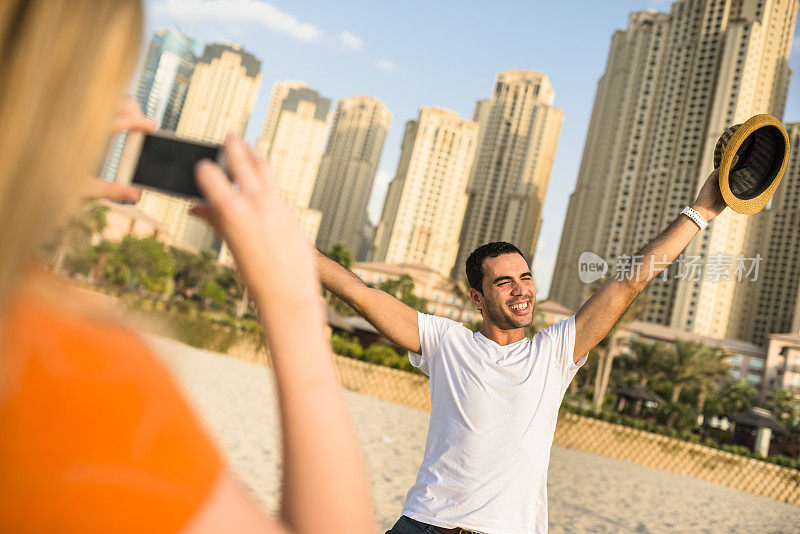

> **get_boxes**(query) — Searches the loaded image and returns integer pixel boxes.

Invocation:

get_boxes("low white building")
[762,334,800,404]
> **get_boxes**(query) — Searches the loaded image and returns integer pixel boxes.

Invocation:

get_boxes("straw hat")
[713,114,790,215]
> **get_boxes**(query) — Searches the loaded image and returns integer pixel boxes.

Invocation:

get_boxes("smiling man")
[313,169,726,534]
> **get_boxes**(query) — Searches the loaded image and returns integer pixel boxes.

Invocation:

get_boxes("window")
[749,359,764,371]
[746,373,762,386]
[729,355,742,367]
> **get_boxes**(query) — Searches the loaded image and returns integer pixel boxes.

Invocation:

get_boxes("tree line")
[46,202,248,315]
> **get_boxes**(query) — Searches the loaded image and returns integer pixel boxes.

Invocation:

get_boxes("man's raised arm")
[573,169,728,362]
[315,249,421,354]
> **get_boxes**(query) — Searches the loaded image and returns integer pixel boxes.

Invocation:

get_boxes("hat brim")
[718,114,790,215]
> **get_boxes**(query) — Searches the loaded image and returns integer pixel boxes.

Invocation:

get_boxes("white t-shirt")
[402,313,587,534]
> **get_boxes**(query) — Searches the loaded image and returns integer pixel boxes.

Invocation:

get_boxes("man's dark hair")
[465,242,527,294]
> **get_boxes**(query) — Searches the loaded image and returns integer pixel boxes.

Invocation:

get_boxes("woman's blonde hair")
[0,0,142,315]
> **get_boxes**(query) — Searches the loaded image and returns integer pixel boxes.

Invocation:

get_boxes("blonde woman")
[0,1,373,532]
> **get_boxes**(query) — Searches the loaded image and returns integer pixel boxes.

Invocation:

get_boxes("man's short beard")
[483,298,534,330]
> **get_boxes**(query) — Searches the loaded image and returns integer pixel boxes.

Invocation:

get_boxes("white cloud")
[152,0,321,42]
[375,59,396,71]
[338,30,364,51]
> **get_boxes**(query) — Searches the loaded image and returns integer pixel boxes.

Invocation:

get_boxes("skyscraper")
[176,43,262,143]
[137,42,262,252]
[551,0,797,339]
[98,27,199,180]
[255,81,331,209]
[256,80,307,155]
[372,108,478,277]
[136,28,201,131]
[309,96,391,255]
[453,70,563,277]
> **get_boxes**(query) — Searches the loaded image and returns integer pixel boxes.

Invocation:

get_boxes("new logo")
[578,252,608,284]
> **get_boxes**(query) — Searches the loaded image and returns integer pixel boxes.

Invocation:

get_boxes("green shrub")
[767,455,800,469]
[629,418,647,430]
[679,431,701,443]
[662,402,697,431]
[198,279,228,308]
[721,444,752,457]
[330,334,363,359]
[654,426,679,438]
[364,344,398,366]
[363,344,416,373]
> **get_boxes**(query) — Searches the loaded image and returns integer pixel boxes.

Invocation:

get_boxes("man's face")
[472,253,536,330]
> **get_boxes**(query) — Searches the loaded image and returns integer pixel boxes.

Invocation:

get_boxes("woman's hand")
[191,133,319,310]
[109,97,158,133]
[86,98,158,202]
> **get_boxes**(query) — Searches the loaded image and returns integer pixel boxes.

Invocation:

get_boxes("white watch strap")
[681,206,708,230]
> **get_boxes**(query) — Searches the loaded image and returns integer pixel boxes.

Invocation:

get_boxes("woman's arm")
[191,134,374,534]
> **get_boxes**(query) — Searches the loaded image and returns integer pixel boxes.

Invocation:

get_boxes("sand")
[147,335,800,533]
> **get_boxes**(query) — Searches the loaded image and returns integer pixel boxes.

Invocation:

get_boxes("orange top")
[0,290,222,532]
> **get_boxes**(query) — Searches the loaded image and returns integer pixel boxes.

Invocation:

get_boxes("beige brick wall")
[332,355,431,411]
[555,412,800,506]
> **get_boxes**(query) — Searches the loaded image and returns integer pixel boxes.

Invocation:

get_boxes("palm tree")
[765,389,798,427]
[379,274,427,312]
[591,289,651,414]
[52,201,109,273]
[720,379,756,416]
[689,348,729,418]
[171,248,216,298]
[327,242,352,269]
[660,341,728,405]
[620,338,671,415]
[626,338,670,386]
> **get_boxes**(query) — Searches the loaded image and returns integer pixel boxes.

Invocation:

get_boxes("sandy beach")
[147,335,800,533]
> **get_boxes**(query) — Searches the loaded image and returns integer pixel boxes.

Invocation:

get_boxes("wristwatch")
[680,206,708,230]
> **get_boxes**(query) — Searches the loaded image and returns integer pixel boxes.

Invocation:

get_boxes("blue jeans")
[385,515,483,534]
[385,515,438,534]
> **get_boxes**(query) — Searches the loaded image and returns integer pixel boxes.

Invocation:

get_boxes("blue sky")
[144,0,800,298]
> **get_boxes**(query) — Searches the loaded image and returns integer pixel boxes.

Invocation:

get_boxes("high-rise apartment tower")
[551,0,797,339]
[255,81,331,209]
[309,96,391,256]
[372,108,479,276]
[453,70,563,277]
